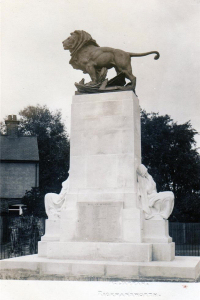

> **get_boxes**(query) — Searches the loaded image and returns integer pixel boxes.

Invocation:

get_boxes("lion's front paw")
[85,81,98,86]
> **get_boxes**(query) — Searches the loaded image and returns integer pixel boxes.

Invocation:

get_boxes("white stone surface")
[143,219,172,243]
[69,91,141,194]
[41,219,60,241]
[38,219,60,257]
[58,91,143,245]
[76,201,123,242]
[122,208,143,243]
[0,255,200,281]
[46,242,152,262]
[152,242,175,261]
[59,209,78,242]
[38,241,48,257]
[142,219,175,261]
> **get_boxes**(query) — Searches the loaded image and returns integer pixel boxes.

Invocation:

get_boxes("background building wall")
[0,162,39,198]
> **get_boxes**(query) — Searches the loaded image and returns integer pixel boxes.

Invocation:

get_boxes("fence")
[0,217,200,259]
[169,222,200,256]
[0,216,45,260]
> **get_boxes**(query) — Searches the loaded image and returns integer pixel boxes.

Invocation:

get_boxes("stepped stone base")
[38,241,152,262]
[0,255,200,282]
[152,243,175,261]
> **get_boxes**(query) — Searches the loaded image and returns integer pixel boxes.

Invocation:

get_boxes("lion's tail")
[129,51,160,60]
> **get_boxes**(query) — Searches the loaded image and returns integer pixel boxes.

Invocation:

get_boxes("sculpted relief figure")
[45,177,69,219]
[136,164,174,220]
[62,30,160,94]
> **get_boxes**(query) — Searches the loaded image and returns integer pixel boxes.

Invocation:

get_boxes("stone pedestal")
[68,90,143,245]
[143,219,175,261]
[143,220,172,243]
[39,91,149,261]
[38,219,60,257]
[42,220,60,241]
[38,91,175,263]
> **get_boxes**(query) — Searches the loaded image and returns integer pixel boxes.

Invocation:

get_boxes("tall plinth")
[39,91,152,261]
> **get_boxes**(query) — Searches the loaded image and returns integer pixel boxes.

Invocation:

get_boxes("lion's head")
[62,30,99,56]
[62,33,77,51]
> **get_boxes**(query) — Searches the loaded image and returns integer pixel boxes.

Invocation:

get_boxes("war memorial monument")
[0,31,200,281]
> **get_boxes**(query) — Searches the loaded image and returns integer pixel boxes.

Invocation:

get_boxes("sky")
[1,0,200,148]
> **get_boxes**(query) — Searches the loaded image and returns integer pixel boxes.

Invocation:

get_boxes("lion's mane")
[69,30,99,64]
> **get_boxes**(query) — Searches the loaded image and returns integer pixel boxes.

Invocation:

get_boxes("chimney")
[5,115,20,137]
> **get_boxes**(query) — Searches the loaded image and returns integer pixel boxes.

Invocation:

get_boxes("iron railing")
[169,222,200,256]
[0,216,45,260]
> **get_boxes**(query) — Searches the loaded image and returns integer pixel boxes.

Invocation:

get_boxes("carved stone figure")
[45,178,69,219]
[62,30,160,94]
[136,164,174,220]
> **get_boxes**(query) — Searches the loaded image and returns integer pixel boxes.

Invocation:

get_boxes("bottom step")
[0,255,200,282]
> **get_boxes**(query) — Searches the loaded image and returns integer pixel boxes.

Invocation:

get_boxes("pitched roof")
[0,136,39,161]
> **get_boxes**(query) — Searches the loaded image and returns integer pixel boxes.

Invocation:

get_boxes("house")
[0,115,39,215]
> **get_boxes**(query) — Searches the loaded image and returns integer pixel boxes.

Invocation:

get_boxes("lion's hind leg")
[121,68,136,90]
[114,67,121,75]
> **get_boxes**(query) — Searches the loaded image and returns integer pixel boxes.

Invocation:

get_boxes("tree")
[141,110,200,222]
[19,105,70,195]
[0,121,6,135]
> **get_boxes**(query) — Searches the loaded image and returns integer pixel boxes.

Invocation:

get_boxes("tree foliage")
[141,110,200,222]
[22,187,46,218]
[0,121,6,135]
[18,105,70,195]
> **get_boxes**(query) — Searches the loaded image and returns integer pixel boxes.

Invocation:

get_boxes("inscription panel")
[77,202,123,242]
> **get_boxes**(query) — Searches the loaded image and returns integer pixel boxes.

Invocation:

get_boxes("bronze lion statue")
[62,30,160,91]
